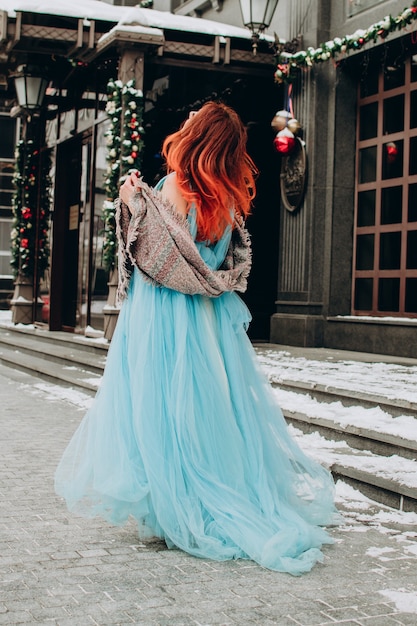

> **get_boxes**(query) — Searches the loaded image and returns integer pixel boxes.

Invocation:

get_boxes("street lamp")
[11,65,48,111]
[239,0,279,53]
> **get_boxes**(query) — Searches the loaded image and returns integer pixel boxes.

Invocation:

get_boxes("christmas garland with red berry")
[11,140,52,279]
[102,79,145,273]
[275,1,417,84]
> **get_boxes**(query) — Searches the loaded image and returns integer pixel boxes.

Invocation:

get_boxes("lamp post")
[10,65,48,325]
[239,0,279,54]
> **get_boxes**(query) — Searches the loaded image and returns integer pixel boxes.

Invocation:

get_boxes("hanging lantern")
[239,0,280,53]
[11,65,48,111]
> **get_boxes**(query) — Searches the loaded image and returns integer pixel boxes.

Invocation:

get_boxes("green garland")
[102,79,145,273]
[10,140,52,279]
[275,0,417,83]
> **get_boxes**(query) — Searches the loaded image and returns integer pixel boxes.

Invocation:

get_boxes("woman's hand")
[119,171,141,211]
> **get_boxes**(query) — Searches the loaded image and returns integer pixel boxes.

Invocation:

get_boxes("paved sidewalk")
[1,363,417,626]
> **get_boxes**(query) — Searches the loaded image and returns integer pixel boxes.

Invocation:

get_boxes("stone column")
[270,0,336,347]
[103,50,145,341]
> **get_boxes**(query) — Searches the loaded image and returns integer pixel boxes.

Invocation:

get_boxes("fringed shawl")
[115,180,252,302]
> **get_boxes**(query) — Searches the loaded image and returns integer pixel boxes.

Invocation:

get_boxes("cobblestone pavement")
[1,363,417,626]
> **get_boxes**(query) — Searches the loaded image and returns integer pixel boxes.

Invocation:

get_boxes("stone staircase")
[0,324,106,395]
[1,323,416,512]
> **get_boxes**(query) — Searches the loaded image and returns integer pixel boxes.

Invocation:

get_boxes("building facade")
[173,0,417,358]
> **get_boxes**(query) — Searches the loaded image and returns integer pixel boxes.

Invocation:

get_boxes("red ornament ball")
[385,141,398,164]
[273,128,296,155]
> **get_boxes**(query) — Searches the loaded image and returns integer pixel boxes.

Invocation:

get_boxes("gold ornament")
[271,110,293,133]
[287,118,302,135]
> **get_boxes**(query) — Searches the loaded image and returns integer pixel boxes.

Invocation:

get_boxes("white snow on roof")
[0,0,122,21]
[0,0,272,41]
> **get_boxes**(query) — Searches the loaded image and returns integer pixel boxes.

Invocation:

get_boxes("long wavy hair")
[161,102,257,242]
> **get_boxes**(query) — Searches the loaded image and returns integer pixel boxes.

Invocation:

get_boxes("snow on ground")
[335,481,417,539]
[378,590,417,614]
[30,381,93,411]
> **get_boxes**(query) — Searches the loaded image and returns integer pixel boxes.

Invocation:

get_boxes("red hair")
[161,102,257,242]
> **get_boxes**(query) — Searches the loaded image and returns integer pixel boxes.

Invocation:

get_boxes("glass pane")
[412,59,417,83]
[409,137,417,176]
[0,217,12,249]
[0,253,11,276]
[0,171,13,190]
[0,190,12,207]
[0,117,17,159]
[409,184,417,222]
[360,71,379,98]
[382,140,403,180]
[354,278,373,310]
[381,187,402,224]
[359,103,378,140]
[378,278,400,312]
[383,65,405,92]
[383,94,404,135]
[411,91,417,129]
[357,190,375,226]
[380,231,401,269]
[407,231,417,269]
[405,278,417,313]
[356,234,374,270]
[360,146,377,183]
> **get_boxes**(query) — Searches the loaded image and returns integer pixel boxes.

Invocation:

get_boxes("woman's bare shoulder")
[161,172,188,216]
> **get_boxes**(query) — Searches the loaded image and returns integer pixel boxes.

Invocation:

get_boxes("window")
[353,58,417,316]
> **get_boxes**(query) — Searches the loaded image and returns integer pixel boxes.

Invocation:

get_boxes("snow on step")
[255,347,417,405]
[272,387,417,448]
[290,425,417,496]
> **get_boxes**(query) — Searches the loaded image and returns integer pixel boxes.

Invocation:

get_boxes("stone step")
[294,425,417,512]
[0,327,107,374]
[273,378,417,419]
[0,343,101,395]
[254,344,417,420]
[283,409,417,460]
[0,323,108,356]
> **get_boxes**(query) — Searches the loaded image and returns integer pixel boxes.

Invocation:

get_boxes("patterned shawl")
[115,179,252,302]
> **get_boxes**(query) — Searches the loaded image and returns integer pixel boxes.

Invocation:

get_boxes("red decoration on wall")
[386,141,398,163]
[274,128,296,155]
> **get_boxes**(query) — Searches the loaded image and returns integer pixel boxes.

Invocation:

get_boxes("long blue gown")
[55,189,338,576]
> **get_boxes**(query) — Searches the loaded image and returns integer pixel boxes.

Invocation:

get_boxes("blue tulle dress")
[55,187,338,576]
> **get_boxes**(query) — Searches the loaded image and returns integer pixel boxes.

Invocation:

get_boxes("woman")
[55,102,338,575]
